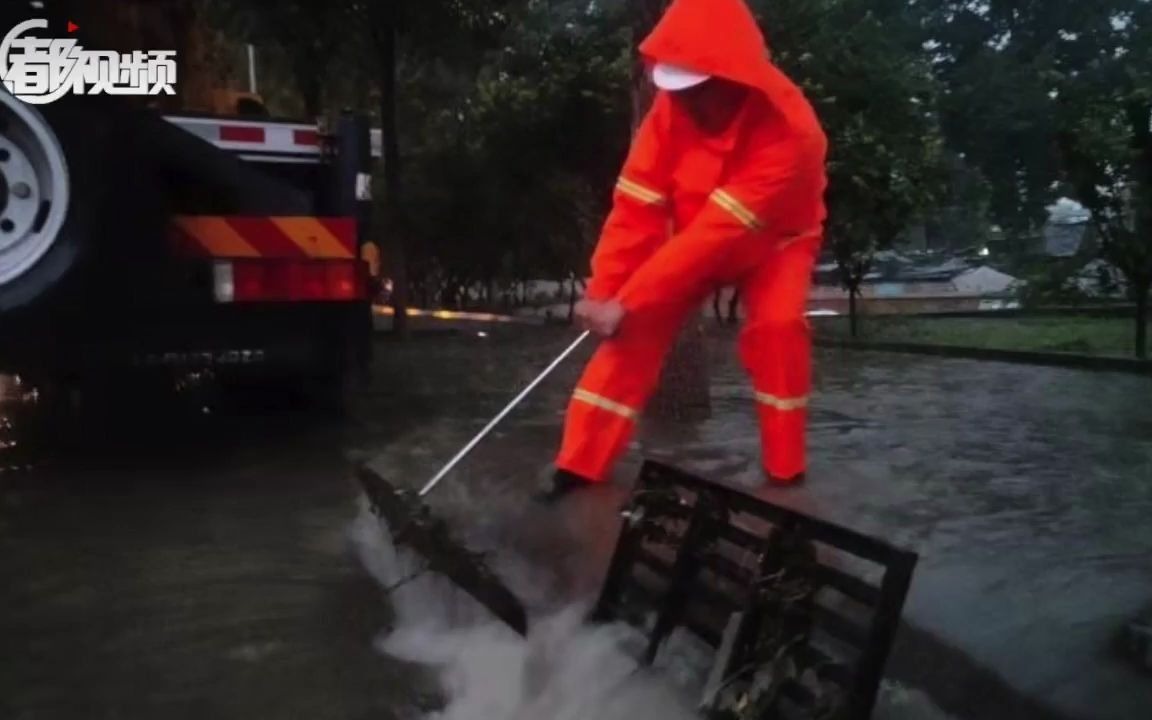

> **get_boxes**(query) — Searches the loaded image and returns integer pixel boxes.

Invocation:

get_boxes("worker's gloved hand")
[575,299,626,338]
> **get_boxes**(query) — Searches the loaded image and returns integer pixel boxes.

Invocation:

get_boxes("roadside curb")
[898,305,1139,320]
[889,620,1077,720]
[1122,612,1152,674]
[815,338,1152,376]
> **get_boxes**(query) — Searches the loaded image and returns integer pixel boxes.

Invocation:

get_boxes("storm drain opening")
[592,460,919,720]
[357,459,919,719]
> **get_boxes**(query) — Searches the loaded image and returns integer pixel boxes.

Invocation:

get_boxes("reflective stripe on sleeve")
[573,389,639,420]
[755,392,809,411]
[710,188,763,230]
[616,177,666,206]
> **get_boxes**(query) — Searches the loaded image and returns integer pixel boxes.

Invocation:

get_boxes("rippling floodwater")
[5,321,1146,719]
[348,501,954,720]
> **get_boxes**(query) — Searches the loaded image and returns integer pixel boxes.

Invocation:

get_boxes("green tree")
[927,0,1152,357]
[1051,1,1152,357]
[400,0,630,310]
[203,0,345,117]
[342,0,523,335]
[756,0,948,337]
[918,152,995,254]
[921,0,1065,242]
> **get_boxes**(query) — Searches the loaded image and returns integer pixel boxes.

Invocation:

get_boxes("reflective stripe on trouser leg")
[755,391,808,480]
[556,389,640,483]
[737,235,819,481]
[745,323,813,480]
[555,293,705,483]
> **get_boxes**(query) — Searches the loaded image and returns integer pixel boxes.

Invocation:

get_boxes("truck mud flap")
[592,460,919,720]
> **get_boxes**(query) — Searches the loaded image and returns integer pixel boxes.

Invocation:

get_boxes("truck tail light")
[213,260,366,303]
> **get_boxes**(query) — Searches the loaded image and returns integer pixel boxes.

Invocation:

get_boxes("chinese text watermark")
[0,19,177,105]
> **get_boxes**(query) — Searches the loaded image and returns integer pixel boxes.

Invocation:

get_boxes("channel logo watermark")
[0,18,177,105]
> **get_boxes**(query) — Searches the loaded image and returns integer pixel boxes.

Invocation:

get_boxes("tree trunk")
[1136,282,1149,359]
[848,285,860,339]
[568,276,579,323]
[1126,99,1151,360]
[297,65,323,119]
[632,0,711,422]
[629,0,664,131]
[727,289,741,324]
[377,8,408,338]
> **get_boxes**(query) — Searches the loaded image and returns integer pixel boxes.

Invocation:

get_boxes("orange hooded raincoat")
[555,0,828,484]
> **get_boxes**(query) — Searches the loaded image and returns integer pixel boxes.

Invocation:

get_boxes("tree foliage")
[754,0,949,335]
[927,0,1152,356]
[921,0,1065,237]
[1050,0,1152,357]
[204,0,1150,351]
[399,0,632,307]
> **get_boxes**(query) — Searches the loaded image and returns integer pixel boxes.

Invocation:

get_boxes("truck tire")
[0,90,104,312]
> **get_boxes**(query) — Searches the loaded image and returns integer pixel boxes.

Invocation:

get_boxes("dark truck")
[0,3,376,408]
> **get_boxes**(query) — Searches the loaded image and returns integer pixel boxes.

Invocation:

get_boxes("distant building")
[952,266,1020,295]
[806,252,1020,315]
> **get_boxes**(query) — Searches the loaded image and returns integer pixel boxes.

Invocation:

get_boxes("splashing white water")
[348,499,954,720]
[349,499,700,719]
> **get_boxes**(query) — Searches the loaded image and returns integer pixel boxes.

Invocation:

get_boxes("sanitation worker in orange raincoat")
[538,0,828,502]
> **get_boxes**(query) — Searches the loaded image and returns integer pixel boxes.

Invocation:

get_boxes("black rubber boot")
[533,469,596,504]
[766,472,806,488]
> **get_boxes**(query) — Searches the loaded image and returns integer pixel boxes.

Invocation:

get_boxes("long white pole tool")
[417,330,592,498]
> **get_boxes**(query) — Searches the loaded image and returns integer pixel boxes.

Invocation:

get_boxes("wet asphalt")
[0,372,436,720]
[365,323,1152,720]
[2,322,1150,720]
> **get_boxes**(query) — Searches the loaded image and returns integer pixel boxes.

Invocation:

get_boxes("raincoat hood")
[639,0,779,97]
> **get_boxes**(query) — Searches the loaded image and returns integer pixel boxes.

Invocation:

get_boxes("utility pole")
[247,43,258,94]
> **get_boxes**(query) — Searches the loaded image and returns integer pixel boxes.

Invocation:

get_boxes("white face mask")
[652,63,711,91]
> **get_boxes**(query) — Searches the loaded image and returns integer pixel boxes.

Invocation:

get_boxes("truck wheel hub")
[0,91,71,288]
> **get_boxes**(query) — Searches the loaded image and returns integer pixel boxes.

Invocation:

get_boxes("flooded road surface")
[2,324,1150,720]
[687,344,1152,720]
[364,325,1152,720]
[0,374,434,720]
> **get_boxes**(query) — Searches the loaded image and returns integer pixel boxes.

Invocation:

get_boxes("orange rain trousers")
[556,232,819,484]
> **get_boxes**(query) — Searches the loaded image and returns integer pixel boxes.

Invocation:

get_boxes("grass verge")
[814,315,1149,358]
